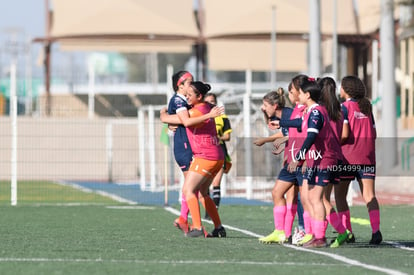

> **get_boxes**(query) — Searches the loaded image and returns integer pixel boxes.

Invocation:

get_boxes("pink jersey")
[301,104,339,169]
[285,104,306,163]
[329,113,344,161]
[186,103,224,161]
[341,99,376,165]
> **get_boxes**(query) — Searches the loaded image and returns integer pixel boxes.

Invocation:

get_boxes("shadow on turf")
[338,241,414,248]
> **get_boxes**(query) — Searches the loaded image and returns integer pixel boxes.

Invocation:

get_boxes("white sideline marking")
[106,206,155,210]
[385,241,414,251]
[31,203,106,207]
[0,258,342,266]
[164,207,407,275]
[56,181,137,205]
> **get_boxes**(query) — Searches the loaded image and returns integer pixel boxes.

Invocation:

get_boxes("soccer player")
[258,77,308,245]
[166,71,194,234]
[334,75,382,245]
[160,81,226,238]
[317,77,349,248]
[202,93,232,219]
[288,77,341,248]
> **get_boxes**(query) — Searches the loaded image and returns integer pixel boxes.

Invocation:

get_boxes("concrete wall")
[0,117,169,182]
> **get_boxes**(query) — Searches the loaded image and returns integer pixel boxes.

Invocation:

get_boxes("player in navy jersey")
[288,77,341,248]
[254,87,292,147]
[334,75,382,245]
[167,71,194,233]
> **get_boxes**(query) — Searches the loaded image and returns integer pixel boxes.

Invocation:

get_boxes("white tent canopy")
[51,0,198,38]
[208,40,308,72]
[203,0,384,37]
[59,39,193,53]
[44,0,397,71]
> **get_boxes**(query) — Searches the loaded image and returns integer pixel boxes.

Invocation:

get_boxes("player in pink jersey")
[317,77,350,248]
[334,75,382,245]
[288,77,341,248]
[160,81,226,238]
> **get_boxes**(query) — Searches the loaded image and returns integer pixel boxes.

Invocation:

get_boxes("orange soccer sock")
[187,196,202,230]
[201,195,222,227]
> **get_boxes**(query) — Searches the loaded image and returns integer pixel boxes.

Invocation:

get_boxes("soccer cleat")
[259,230,286,244]
[286,235,292,244]
[292,227,306,245]
[330,230,349,248]
[346,231,356,243]
[186,227,208,238]
[303,237,327,248]
[296,233,314,246]
[210,226,226,238]
[173,217,189,234]
[369,230,382,245]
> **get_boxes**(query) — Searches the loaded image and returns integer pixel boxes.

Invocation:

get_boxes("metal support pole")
[244,70,253,199]
[309,0,321,76]
[270,5,277,88]
[380,0,397,169]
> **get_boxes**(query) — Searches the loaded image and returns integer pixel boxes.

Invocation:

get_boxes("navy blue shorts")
[174,148,193,172]
[304,167,339,186]
[339,164,376,180]
[278,164,303,186]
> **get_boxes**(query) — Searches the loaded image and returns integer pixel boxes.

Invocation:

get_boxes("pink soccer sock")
[303,211,312,235]
[326,212,346,234]
[284,204,297,238]
[338,210,353,232]
[369,209,380,233]
[273,205,286,231]
[180,193,189,221]
[312,219,326,239]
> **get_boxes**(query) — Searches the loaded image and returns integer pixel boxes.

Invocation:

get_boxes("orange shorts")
[189,158,224,179]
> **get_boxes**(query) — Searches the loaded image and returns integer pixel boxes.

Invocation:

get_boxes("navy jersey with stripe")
[270,107,293,137]
[280,107,293,136]
[302,104,340,169]
[167,93,192,170]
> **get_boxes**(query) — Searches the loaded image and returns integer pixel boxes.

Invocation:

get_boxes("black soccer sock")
[212,186,221,208]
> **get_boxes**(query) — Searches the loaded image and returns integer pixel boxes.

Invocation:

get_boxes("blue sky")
[0,0,46,78]
[0,0,45,40]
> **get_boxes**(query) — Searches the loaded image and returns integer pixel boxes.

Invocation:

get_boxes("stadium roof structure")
[34,0,398,72]
[46,0,198,53]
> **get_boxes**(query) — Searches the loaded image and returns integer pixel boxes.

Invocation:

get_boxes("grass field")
[0,181,412,275]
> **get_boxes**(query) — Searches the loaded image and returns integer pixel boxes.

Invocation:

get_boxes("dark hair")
[172,70,192,92]
[318,77,341,122]
[300,77,321,102]
[291,74,309,92]
[341,75,372,116]
[263,87,286,109]
[205,93,217,103]
[190,81,211,97]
